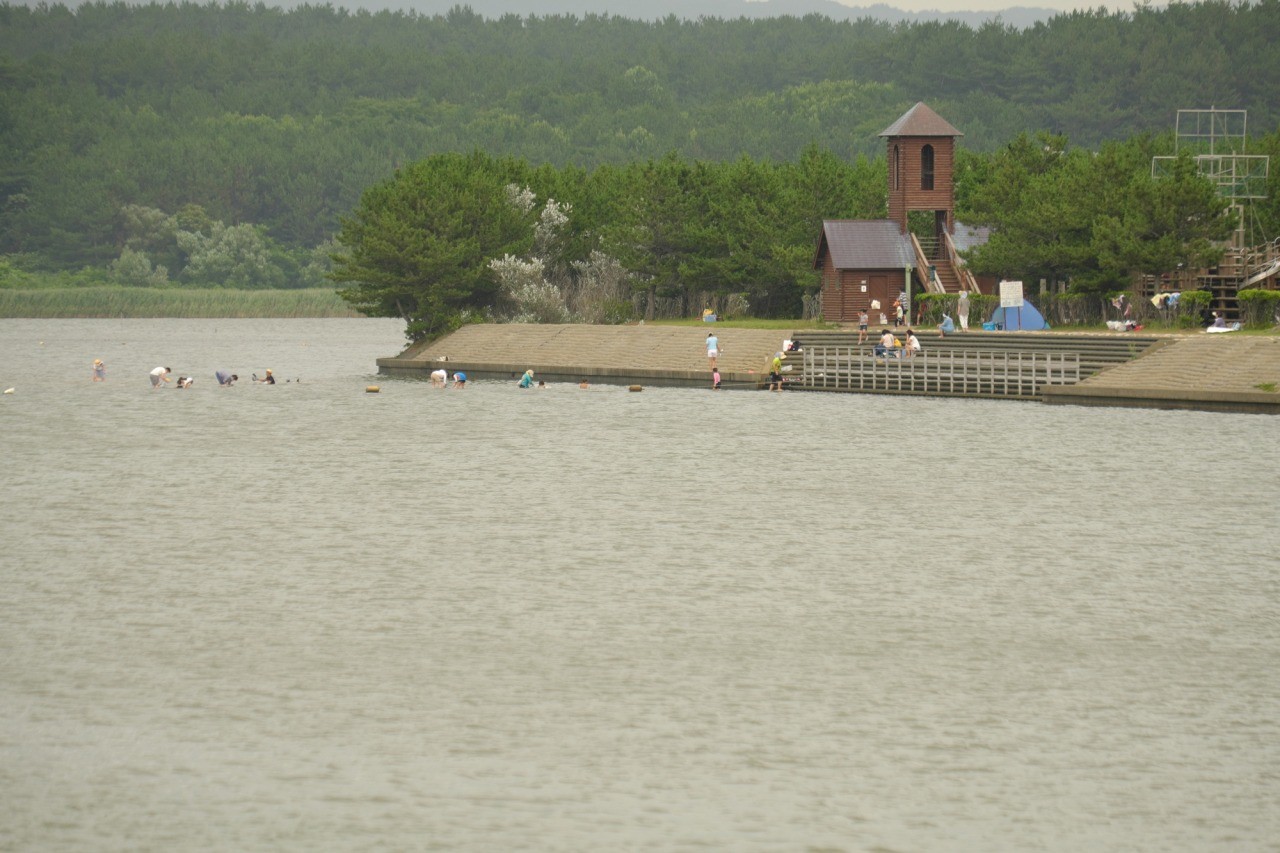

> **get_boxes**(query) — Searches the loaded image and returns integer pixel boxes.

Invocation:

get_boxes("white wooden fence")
[797,346,1081,398]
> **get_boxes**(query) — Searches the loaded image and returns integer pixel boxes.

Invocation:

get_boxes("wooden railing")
[798,346,1081,399]
[1244,237,1280,287]
[910,233,943,293]
[942,230,979,294]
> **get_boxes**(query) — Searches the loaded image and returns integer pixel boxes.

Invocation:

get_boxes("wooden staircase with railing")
[1137,237,1280,321]
[911,231,976,294]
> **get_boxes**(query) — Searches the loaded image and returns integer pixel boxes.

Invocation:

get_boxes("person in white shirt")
[905,330,921,358]
[874,330,896,358]
[149,366,171,388]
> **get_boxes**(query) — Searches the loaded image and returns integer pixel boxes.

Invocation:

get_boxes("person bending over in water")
[518,369,535,388]
[215,370,238,386]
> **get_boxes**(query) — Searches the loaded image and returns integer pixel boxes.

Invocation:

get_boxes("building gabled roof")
[814,220,915,270]
[952,222,991,253]
[879,102,963,138]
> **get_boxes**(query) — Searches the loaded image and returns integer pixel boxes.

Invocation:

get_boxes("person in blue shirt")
[706,332,719,369]
[452,372,467,388]
[938,314,955,337]
[518,369,535,388]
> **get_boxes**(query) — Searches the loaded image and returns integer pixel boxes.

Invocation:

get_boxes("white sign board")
[999,279,1025,308]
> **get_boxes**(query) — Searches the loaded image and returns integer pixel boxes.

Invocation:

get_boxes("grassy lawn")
[653,318,837,330]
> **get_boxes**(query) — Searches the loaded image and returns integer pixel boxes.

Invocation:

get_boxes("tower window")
[921,144,934,191]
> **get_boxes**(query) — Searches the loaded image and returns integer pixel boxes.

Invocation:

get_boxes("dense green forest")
[1,1,1278,325]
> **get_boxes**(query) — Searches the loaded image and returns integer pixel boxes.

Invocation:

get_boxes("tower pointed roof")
[879,102,963,138]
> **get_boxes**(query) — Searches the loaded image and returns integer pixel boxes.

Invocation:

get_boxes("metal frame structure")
[1152,108,1269,201]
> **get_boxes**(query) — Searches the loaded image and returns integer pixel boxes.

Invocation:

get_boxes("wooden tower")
[881,102,963,240]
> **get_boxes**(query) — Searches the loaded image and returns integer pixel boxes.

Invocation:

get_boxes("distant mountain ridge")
[19,0,1068,30]
[409,1,1062,28]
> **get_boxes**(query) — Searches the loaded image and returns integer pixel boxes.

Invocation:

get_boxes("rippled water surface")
[3,319,1278,851]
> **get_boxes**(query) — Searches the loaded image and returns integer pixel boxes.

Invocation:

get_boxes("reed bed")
[0,287,363,318]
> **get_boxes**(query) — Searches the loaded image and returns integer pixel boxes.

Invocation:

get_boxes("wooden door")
[868,274,890,325]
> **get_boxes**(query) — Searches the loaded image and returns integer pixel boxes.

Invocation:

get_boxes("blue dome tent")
[987,299,1049,331]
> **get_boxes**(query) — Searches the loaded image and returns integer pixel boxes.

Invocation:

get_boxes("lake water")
[2,318,1278,851]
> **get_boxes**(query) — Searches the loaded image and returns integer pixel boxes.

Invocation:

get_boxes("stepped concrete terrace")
[376,323,789,388]
[376,323,1280,413]
[788,328,1167,399]
[795,328,1163,375]
[1041,333,1280,414]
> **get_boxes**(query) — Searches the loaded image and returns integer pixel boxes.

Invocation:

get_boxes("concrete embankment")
[376,323,787,388]
[1042,334,1280,414]
[377,323,1280,413]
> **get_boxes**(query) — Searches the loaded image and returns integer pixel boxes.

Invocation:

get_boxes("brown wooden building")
[815,102,991,324]
[813,220,913,324]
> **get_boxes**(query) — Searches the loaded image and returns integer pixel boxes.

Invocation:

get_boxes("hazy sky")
[830,0,1141,10]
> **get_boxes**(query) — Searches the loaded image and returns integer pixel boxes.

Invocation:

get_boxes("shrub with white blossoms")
[491,185,636,324]
[503,184,538,215]
[488,254,571,323]
[533,198,571,260]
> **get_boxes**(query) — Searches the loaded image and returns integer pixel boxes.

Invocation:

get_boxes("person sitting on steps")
[873,329,896,359]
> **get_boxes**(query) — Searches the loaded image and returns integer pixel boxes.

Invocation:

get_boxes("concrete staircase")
[792,329,1164,380]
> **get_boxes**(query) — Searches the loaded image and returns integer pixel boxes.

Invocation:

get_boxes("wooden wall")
[819,263,906,324]
[887,136,956,234]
